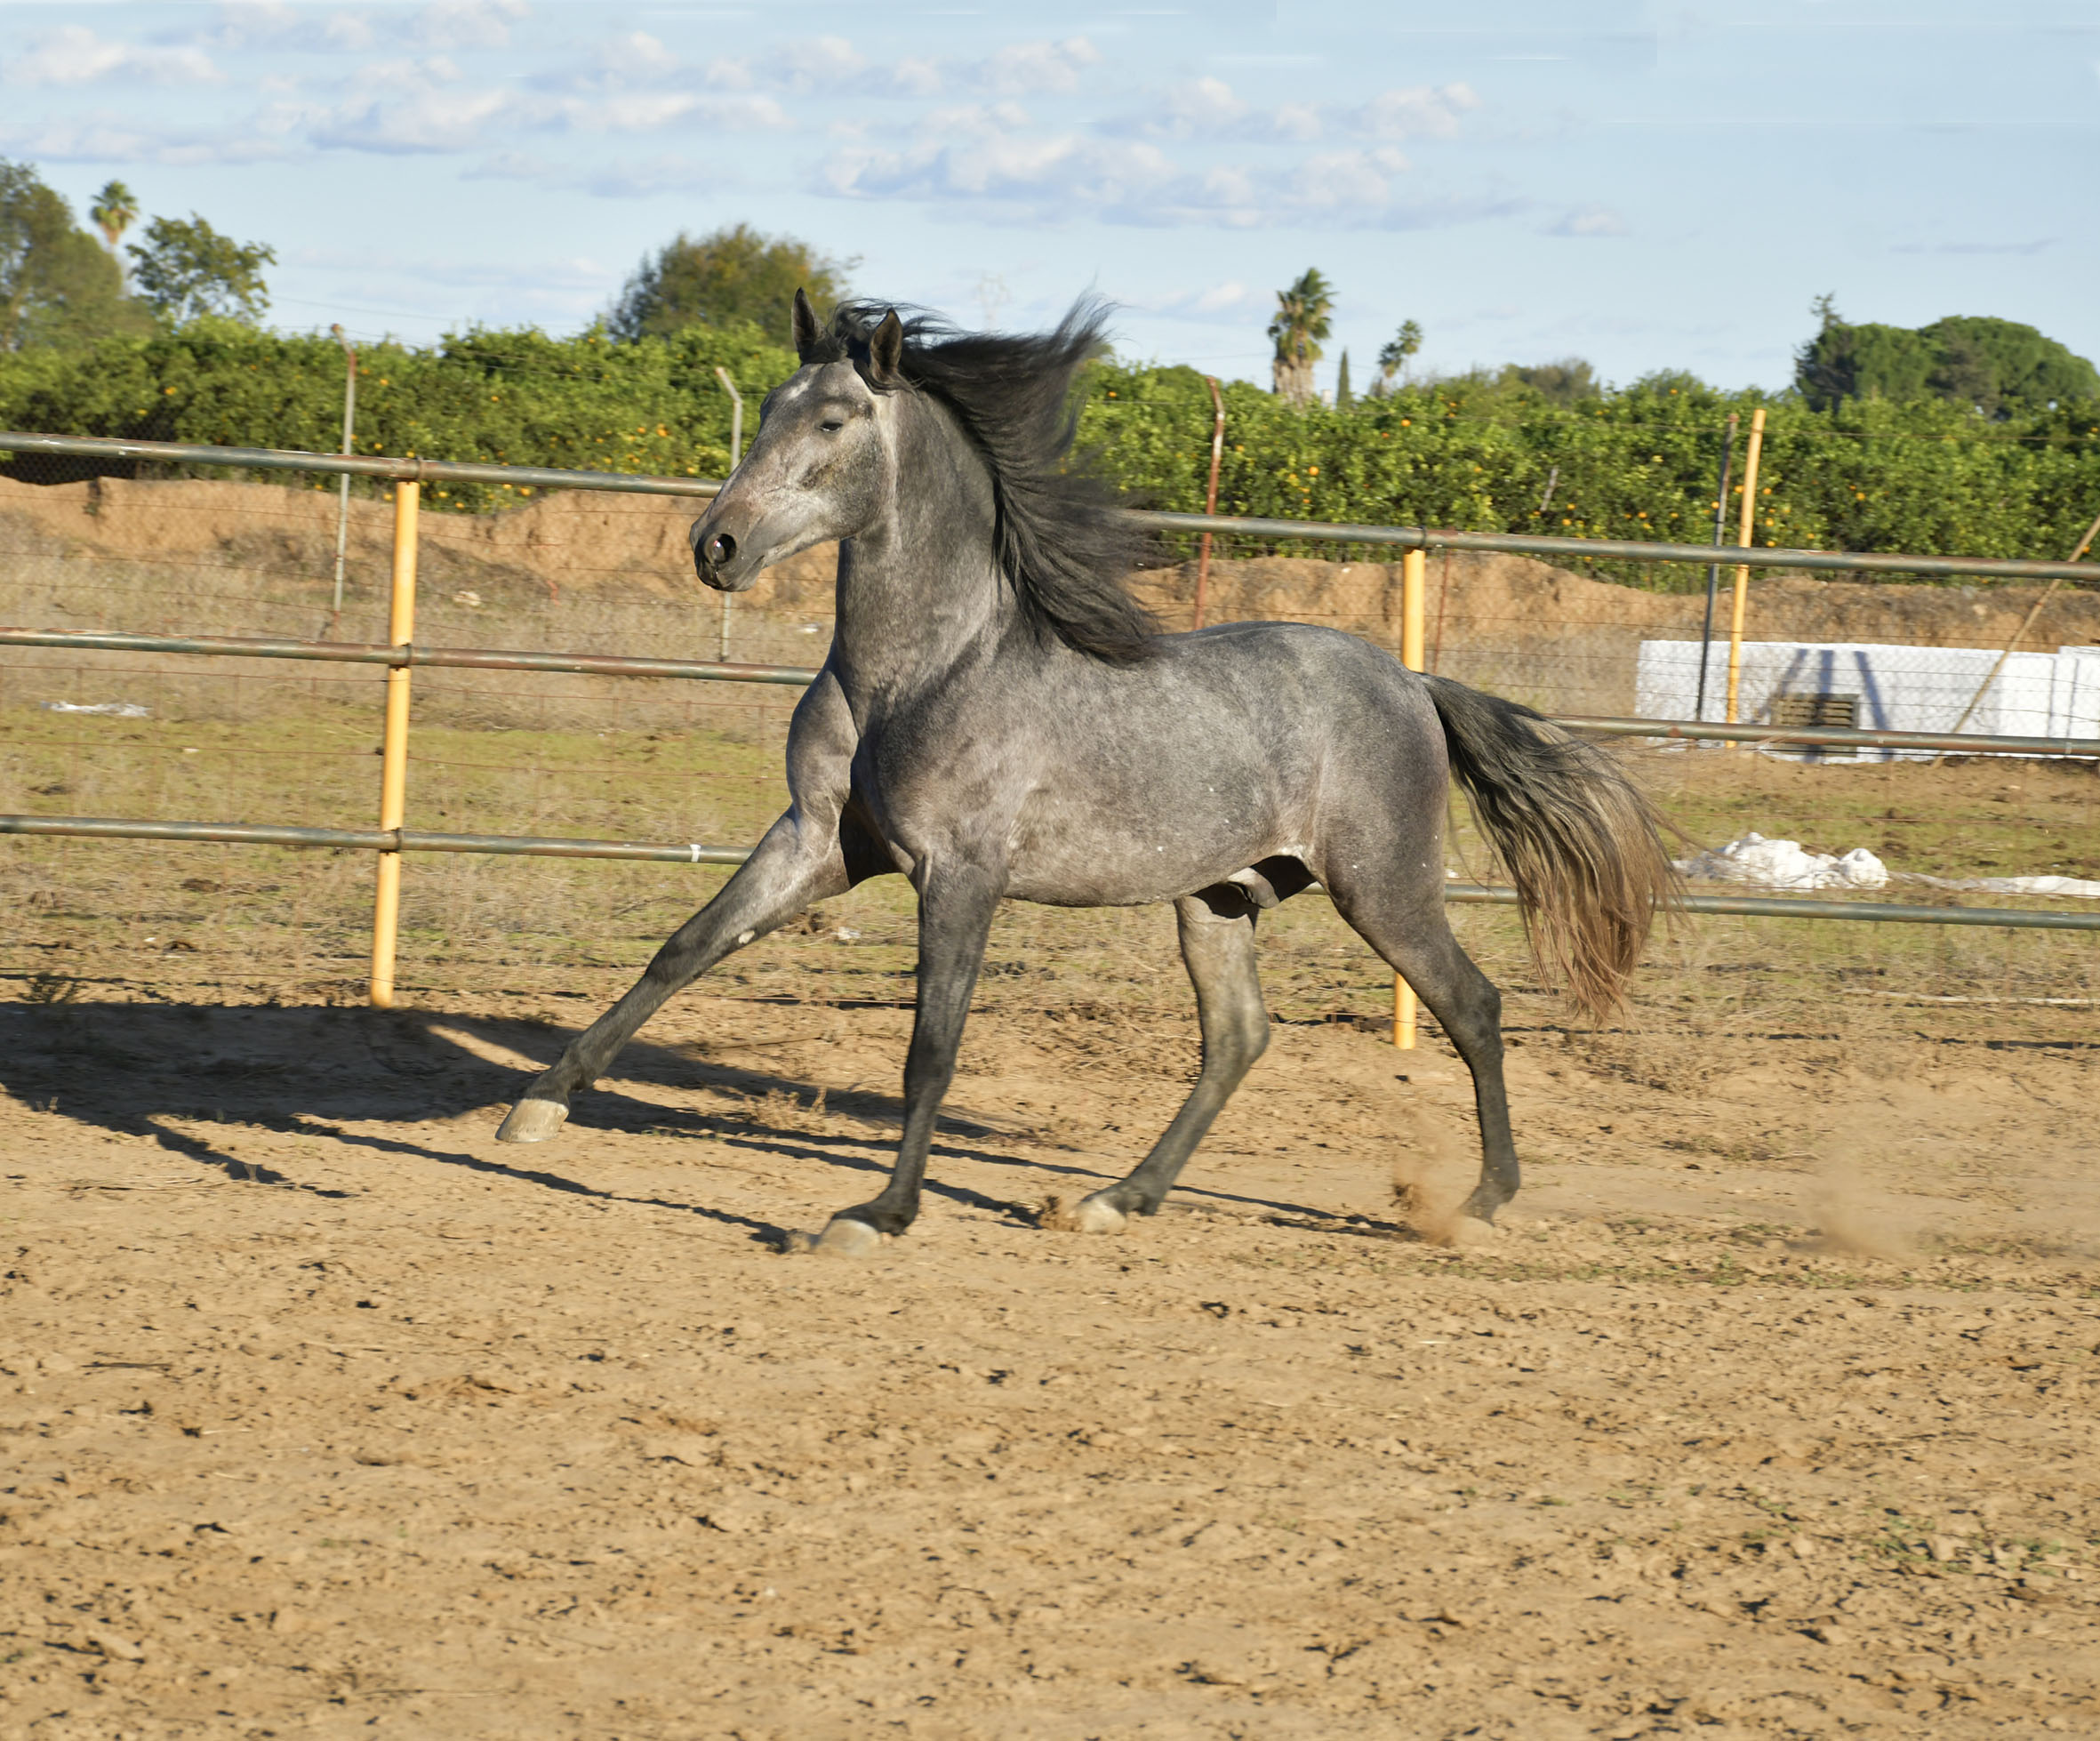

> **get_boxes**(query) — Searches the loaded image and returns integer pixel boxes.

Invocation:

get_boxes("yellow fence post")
[1724,406,1766,743]
[1394,547,1426,1050]
[370,479,419,1007]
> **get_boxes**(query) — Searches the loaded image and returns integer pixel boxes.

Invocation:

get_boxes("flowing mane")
[810,299,1158,664]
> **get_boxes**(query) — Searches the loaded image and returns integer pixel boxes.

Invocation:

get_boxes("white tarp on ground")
[1908,872,2100,898]
[1634,639,2100,758]
[1674,833,1889,889]
[1676,835,2100,897]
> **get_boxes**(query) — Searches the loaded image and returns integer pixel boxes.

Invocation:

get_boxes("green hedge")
[4,321,2098,585]
[0,317,794,514]
[1078,363,2100,585]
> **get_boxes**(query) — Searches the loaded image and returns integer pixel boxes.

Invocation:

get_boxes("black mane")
[811,298,1158,664]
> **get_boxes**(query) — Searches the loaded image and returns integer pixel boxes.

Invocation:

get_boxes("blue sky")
[3,1,2095,393]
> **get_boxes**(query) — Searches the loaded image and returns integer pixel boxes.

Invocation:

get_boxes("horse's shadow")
[0,1000,1412,1246]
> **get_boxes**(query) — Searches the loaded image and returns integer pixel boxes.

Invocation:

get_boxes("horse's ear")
[791,287,822,362]
[869,309,905,386]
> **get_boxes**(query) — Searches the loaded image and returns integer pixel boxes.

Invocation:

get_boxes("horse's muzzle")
[689,509,754,592]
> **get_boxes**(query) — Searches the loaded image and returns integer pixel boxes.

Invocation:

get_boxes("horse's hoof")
[1070,1194,1128,1235]
[813,1216,883,1257]
[1452,1215,1501,1248]
[1042,1191,1128,1233]
[495,1096,568,1143]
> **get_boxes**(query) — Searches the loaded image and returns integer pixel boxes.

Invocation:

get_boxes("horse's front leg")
[814,861,1003,1253]
[495,811,853,1143]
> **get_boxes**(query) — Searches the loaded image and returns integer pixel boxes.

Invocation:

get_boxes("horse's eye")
[819,419,844,434]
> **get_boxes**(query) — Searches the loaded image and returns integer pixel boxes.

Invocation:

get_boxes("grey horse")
[497,293,1675,1253]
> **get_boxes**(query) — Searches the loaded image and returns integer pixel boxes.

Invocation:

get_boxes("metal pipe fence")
[4,809,2095,933]
[4,627,2093,758]
[10,429,2100,583]
[4,429,2097,1014]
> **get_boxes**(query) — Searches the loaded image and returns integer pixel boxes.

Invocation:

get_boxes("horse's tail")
[1423,673,1678,1022]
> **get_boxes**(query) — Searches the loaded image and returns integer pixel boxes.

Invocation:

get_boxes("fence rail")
[0,626,819,687]
[4,814,2095,933]
[5,627,2095,758]
[1132,509,2100,584]
[0,430,725,501]
[11,429,2100,584]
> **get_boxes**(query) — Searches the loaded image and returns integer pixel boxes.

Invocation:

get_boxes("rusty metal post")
[1192,376,1225,630]
[1695,413,1738,723]
[1394,546,1426,1049]
[330,325,357,627]
[370,480,418,1007]
[715,367,743,662]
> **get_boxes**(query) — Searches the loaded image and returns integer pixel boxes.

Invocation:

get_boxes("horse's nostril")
[706,532,737,568]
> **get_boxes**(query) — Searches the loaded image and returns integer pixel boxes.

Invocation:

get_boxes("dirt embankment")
[7,473,2098,713]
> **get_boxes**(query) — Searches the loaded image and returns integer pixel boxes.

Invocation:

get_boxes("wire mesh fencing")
[3,443,2096,1047]
[1127,541,2100,739]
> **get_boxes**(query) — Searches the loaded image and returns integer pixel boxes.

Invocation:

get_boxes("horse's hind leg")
[1323,879,1519,1224]
[496,813,854,1143]
[1068,887,1268,1233]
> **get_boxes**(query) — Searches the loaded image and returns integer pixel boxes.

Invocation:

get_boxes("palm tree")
[1268,268,1333,408]
[90,181,139,253]
[1375,319,1423,394]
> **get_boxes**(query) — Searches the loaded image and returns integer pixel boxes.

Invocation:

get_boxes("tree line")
[0,163,273,351]
[1260,267,2097,421]
[6,313,2093,576]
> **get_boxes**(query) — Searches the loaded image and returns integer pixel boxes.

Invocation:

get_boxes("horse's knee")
[1238,1013,1270,1069]
[1206,1010,1267,1080]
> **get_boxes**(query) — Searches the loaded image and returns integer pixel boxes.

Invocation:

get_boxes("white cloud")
[972,38,1101,96]
[1351,82,1480,140]
[282,44,792,156]
[5,27,221,87]
[1269,101,1324,143]
[411,0,528,52]
[1122,281,1263,322]
[1292,148,1410,209]
[815,99,1505,231]
[1549,204,1628,237]
[302,57,519,153]
[203,1,520,55]
[562,91,790,134]
[1107,79,1476,146]
[821,123,1176,212]
[889,57,942,98]
[766,35,867,92]
[0,116,291,165]
[1162,76,1246,132]
[467,150,750,198]
[594,32,677,79]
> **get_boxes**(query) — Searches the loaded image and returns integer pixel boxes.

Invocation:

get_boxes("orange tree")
[5,325,2098,575]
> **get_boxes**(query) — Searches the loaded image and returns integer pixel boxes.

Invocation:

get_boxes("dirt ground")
[3,970,2096,1740]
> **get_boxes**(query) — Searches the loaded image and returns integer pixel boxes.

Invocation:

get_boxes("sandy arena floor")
[1,984,2096,1739]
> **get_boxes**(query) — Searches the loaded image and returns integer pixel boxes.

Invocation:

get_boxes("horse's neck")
[830,408,1014,709]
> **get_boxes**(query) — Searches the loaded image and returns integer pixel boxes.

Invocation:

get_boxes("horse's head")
[689,288,906,593]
